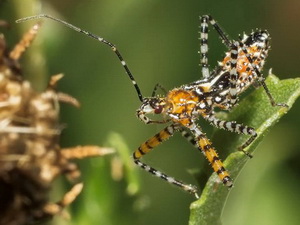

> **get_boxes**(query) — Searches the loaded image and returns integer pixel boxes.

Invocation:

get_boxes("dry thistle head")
[0,22,113,225]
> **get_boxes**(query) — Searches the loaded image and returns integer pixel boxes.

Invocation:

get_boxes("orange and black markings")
[17,14,288,198]
[196,134,232,187]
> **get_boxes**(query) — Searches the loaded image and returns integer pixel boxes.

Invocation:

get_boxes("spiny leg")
[188,123,233,187]
[180,129,213,189]
[133,124,198,196]
[180,129,199,151]
[199,15,210,78]
[239,41,288,108]
[199,15,234,79]
[180,128,211,156]
[202,15,232,47]
[16,14,144,102]
[227,41,240,107]
[205,114,257,157]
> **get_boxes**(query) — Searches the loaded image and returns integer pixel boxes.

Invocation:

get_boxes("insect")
[17,14,287,198]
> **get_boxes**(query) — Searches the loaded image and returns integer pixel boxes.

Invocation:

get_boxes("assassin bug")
[17,14,288,198]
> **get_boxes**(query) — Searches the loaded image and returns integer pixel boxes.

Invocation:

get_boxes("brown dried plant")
[0,23,113,225]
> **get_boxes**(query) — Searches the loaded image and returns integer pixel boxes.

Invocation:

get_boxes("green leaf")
[189,74,300,225]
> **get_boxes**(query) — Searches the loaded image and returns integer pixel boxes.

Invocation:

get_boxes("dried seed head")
[0,23,112,225]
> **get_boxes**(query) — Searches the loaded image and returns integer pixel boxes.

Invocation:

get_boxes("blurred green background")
[1,0,300,224]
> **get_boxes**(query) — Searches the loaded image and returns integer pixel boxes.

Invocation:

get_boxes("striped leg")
[202,15,232,47]
[199,15,210,78]
[228,41,240,107]
[188,123,233,187]
[180,129,199,151]
[133,124,199,197]
[200,15,241,106]
[205,114,257,157]
[200,15,232,79]
[240,42,288,108]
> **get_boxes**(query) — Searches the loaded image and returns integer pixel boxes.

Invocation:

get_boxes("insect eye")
[154,105,163,114]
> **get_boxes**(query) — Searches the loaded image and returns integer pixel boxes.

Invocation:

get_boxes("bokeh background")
[1,0,300,224]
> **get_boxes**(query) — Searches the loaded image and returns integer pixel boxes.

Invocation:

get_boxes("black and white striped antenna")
[16,14,144,102]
